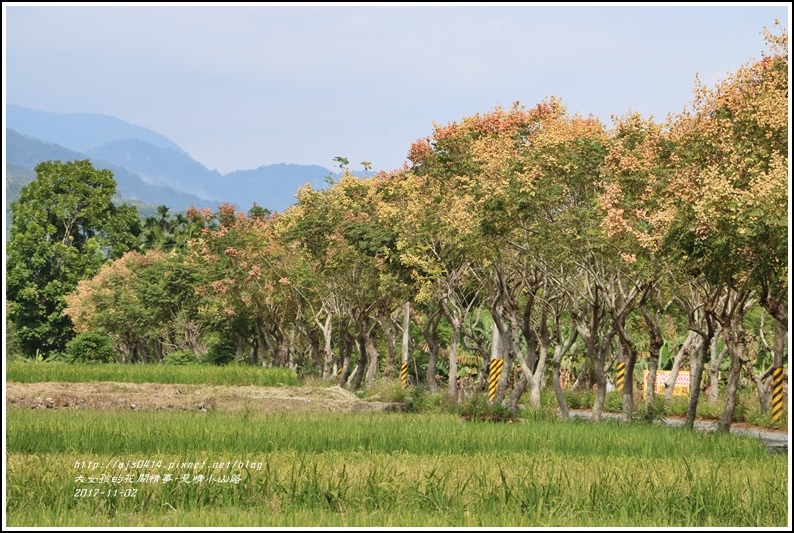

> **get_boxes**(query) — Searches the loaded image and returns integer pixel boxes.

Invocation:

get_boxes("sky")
[3,2,791,175]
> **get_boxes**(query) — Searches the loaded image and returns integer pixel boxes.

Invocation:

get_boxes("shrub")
[666,396,689,417]
[732,395,748,423]
[163,350,197,365]
[359,380,407,403]
[202,339,236,365]
[694,400,722,420]
[604,391,623,412]
[634,395,667,423]
[564,389,595,410]
[63,330,115,364]
[459,394,516,422]
[404,387,433,413]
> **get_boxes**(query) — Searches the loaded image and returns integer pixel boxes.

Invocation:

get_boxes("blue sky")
[3,3,790,174]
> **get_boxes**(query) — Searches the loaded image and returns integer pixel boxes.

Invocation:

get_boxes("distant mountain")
[86,139,224,202]
[5,129,213,219]
[224,163,334,212]
[5,105,379,217]
[7,105,188,155]
[86,140,339,212]
[5,163,36,229]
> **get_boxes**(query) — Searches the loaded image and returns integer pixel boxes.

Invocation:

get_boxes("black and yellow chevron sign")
[771,367,785,423]
[488,358,504,402]
[615,362,626,392]
[337,367,343,379]
[400,363,409,390]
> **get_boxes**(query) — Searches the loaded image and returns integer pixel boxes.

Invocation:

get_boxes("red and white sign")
[644,370,690,397]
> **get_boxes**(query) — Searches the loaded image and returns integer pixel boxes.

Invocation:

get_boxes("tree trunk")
[401,301,411,372]
[320,313,334,379]
[718,320,747,433]
[351,311,380,390]
[274,329,289,368]
[490,303,514,405]
[551,325,577,420]
[440,298,467,401]
[622,344,637,424]
[251,336,259,366]
[528,306,551,409]
[508,374,528,414]
[571,361,592,391]
[643,312,664,417]
[590,342,607,422]
[364,331,380,389]
[573,305,613,422]
[154,338,164,364]
[378,313,398,380]
[714,288,752,434]
[348,363,364,390]
[750,311,787,413]
[685,325,713,429]
[337,327,352,387]
[348,332,366,390]
[424,305,441,394]
[708,335,727,403]
[748,365,771,414]
[448,329,459,400]
[664,331,700,401]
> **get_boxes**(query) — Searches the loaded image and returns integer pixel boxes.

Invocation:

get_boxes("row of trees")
[6,25,787,432]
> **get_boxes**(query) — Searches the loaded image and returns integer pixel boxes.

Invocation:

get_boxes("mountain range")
[6,105,374,227]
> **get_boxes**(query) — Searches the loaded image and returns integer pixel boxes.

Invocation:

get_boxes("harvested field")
[5,381,403,414]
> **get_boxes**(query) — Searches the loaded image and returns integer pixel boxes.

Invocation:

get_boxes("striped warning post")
[615,362,626,392]
[337,367,343,380]
[400,363,409,389]
[488,358,504,402]
[771,367,785,424]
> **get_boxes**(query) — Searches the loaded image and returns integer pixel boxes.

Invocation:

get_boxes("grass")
[5,367,788,526]
[5,361,299,387]
[7,409,774,459]
[6,409,787,527]
[358,378,788,430]
[8,362,786,430]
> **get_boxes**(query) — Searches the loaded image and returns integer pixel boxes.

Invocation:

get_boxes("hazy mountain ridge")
[86,139,224,201]
[7,105,188,155]
[5,105,371,215]
[5,128,214,215]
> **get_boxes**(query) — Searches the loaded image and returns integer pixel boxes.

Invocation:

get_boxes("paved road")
[566,410,788,454]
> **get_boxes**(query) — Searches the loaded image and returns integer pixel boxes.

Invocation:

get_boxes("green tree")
[6,159,139,357]
[647,25,787,432]
[64,249,205,364]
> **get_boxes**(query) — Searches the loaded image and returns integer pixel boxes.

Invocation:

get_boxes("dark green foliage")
[459,394,516,422]
[6,160,139,357]
[564,389,596,410]
[140,205,206,251]
[604,391,623,412]
[247,203,272,220]
[64,330,116,364]
[404,387,431,413]
[202,339,237,366]
[163,350,198,365]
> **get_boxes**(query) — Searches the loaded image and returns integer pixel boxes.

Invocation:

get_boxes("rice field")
[6,409,789,527]
[5,362,789,526]
[5,361,299,387]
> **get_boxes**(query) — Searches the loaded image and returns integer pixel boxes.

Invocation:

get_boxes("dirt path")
[5,381,400,414]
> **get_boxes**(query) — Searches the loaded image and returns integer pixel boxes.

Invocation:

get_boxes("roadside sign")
[644,370,689,398]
